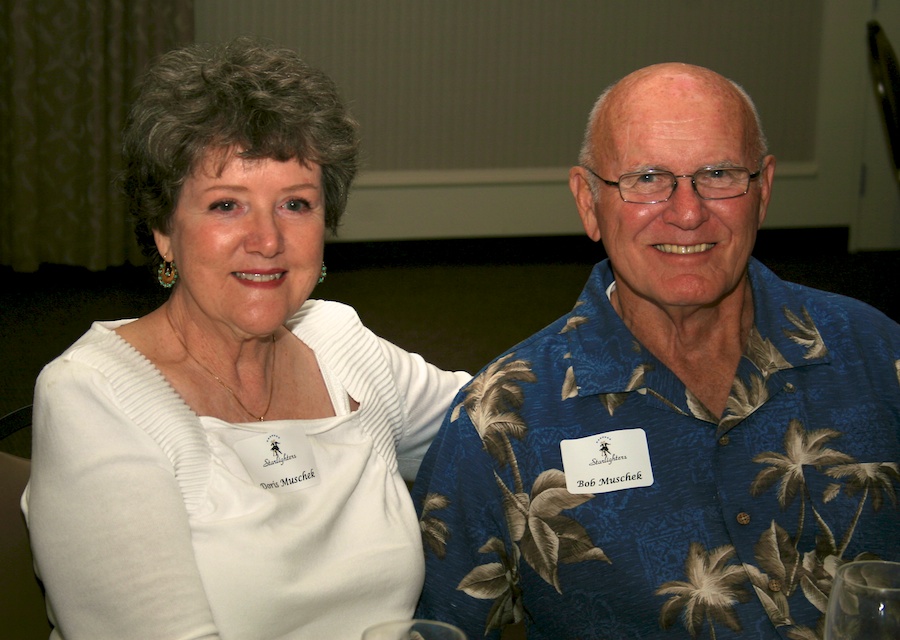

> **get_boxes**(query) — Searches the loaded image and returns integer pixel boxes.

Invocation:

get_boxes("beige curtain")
[0,0,193,272]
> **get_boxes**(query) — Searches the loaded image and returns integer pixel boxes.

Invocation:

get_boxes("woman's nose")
[245,211,284,255]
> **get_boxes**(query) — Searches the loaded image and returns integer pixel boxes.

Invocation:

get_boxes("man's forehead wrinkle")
[590,62,759,173]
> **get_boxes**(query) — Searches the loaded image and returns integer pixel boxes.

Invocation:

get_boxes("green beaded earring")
[157,258,178,288]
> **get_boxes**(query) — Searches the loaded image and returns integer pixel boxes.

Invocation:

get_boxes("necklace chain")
[165,308,276,421]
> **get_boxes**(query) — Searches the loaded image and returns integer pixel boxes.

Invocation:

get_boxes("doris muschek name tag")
[560,428,654,495]
[233,428,321,493]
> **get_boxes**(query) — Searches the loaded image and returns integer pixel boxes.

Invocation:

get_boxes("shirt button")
[736,512,751,525]
[718,435,730,446]
[784,383,795,392]
[768,579,782,592]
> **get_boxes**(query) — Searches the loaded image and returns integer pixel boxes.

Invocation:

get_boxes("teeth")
[234,272,284,282]
[653,243,715,254]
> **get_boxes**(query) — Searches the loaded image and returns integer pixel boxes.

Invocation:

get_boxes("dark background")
[2,229,898,457]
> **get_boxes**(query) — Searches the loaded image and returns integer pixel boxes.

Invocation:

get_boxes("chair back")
[0,405,32,441]
[0,441,52,637]
[867,20,900,188]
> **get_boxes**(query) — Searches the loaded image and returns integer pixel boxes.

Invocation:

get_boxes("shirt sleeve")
[411,392,509,640]
[377,336,470,481]
[23,358,220,640]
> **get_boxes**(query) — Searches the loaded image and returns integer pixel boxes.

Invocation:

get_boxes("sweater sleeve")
[23,350,220,639]
[290,300,470,482]
[376,336,471,481]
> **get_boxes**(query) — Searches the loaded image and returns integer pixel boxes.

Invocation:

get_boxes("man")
[412,63,900,639]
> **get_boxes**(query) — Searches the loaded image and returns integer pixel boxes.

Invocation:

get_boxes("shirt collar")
[565,258,832,398]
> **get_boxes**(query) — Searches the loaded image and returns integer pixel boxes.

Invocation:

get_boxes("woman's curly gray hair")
[123,37,360,268]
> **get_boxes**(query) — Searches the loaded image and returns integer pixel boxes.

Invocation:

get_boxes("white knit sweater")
[23,300,469,640]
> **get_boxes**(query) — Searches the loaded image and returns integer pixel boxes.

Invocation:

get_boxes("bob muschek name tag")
[560,428,654,495]
[233,427,321,493]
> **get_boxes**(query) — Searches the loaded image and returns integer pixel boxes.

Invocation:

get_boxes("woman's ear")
[153,228,172,261]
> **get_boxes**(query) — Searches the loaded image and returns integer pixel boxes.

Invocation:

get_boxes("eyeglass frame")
[581,165,762,204]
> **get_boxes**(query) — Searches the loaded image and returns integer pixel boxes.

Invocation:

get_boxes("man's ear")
[755,154,777,228]
[569,166,602,242]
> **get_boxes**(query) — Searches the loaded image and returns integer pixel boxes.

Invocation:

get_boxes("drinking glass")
[362,619,467,640]
[824,560,900,639]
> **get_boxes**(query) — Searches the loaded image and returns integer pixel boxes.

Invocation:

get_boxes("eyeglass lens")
[619,168,752,203]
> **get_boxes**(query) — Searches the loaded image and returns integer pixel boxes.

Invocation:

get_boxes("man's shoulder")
[752,259,900,339]
[781,278,899,338]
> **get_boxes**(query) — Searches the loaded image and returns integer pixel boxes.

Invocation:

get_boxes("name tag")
[560,428,654,495]
[233,427,321,493]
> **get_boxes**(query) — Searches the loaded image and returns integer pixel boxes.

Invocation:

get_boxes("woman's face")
[155,151,325,340]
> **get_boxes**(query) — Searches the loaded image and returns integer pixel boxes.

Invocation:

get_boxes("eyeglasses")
[582,166,761,204]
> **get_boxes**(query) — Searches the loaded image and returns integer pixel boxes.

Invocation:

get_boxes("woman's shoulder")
[48,319,140,369]
[288,299,361,328]
[286,299,375,348]
[38,318,163,399]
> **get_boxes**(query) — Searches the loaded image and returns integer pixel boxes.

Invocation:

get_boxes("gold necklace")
[165,307,276,421]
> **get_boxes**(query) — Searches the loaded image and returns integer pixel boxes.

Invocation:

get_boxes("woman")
[22,38,469,640]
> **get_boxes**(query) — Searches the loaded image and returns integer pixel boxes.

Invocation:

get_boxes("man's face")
[573,70,775,312]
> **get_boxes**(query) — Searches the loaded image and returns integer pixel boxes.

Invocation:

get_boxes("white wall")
[196,0,900,250]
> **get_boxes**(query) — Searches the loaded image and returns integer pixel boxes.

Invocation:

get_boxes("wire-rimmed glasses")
[582,166,761,204]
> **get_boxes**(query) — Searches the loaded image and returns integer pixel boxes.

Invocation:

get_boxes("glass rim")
[835,560,900,591]
[362,618,467,637]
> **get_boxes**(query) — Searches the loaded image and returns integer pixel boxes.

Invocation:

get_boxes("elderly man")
[412,63,900,639]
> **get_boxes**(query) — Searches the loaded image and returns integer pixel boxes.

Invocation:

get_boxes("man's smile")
[652,243,716,254]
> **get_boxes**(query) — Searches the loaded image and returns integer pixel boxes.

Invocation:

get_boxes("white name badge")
[560,428,654,495]
[233,428,321,493]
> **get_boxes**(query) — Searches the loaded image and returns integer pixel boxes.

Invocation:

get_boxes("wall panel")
[194,1,899,249]
[196,1,821,171]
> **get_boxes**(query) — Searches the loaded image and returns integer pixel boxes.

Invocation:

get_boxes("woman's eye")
[284,198,310,212]
[210,200,239,213]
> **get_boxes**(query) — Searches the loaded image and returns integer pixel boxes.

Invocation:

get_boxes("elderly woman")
[22,38,469,640]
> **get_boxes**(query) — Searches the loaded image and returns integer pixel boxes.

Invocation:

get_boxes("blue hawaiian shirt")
[413,258,900,640]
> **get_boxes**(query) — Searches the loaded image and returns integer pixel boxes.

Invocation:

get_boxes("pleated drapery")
[0,0,193,272]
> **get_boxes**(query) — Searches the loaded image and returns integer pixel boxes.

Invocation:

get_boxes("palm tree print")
[599,363,652,416]
[782,306,828,360]
[444,352,608,632]
[720,372,770,433]
[752,520,803,598]
[453,468,608,632]
[751,419,853,547]
[419,292,897,639]
[451,353,535,492]
[420,493,451,559]
[456,536,525,631]
[494,468,609,592]
[745,326,792,377]
[823,461,900,556]
[560,314,588,334]
[742,561,793,626]
[657,542,751,639]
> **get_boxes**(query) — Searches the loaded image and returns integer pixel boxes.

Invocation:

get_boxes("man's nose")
[662,176,708,229]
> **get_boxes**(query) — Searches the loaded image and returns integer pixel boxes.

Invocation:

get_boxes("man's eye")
[637,173,663,184]
[703,169,738,183]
